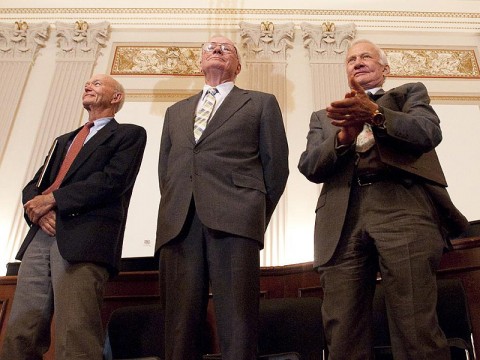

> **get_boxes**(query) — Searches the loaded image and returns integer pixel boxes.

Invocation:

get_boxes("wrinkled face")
[82,74,119,111]
[345,42,390,90]
[200,36,241,80]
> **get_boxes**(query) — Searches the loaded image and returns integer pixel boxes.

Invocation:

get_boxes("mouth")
[208,55,225,61]
[353,71,368,77]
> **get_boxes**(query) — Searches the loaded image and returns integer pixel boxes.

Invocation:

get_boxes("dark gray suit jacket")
[19,119,147,275]
[298,82,468,267]
[155,86,289,251]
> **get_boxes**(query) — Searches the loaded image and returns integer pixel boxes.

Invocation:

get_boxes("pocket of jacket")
[315,193,326,212]
[232,172,266,194]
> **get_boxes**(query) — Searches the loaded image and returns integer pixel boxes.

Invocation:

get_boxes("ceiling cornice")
[1,8,479,31]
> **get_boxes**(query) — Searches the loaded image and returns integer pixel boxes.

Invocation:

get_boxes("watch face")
[372,112,385,126]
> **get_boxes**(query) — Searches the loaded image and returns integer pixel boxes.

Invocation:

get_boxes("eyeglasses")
[202,42,237,54]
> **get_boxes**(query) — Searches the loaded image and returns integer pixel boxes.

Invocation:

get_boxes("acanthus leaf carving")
[240,21,295,62]
[55,21,110,60]
[301,22,356,62]
[0,21,49,60]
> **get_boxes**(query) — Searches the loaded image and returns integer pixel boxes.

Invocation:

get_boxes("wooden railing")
[1,236,479,358]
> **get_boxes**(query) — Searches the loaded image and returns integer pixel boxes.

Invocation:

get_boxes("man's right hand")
[38,210,56,236]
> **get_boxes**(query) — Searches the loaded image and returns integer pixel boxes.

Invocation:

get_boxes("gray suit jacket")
[155,86,289,251]
[298,82,468,267]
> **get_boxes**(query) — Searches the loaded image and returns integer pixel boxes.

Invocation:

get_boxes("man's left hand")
[327,76,379,127]
[24,193,56,224]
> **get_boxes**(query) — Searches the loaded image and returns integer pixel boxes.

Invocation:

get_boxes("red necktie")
[42,122,94,194]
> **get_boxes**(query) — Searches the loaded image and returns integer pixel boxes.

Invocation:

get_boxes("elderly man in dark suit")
[0,74,147,360]
[298,39,467,360]
[155,35,289,360]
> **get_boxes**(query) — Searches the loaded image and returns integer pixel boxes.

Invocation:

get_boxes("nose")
[211,44,223,53]
[353,56,366,68]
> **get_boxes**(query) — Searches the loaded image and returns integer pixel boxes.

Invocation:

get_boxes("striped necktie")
[194,88,218,142]
[42,122,94,194]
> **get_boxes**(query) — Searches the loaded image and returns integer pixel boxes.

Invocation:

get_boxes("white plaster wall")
[0,35,58,273]
[434,104,480,222]
[0,1,479,273]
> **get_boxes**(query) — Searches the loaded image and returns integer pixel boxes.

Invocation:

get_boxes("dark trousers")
[320,180,450,360]
[159,204,260,360]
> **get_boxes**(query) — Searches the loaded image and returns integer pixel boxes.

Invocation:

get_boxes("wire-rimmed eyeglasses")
[202,42,237,54]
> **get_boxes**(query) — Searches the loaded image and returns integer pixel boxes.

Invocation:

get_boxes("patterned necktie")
[43,122,94,194]
[355,123,375,153]
[355,91,377,153]
[194,87,218,142]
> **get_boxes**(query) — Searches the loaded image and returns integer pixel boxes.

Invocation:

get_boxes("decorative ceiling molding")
[125,89,197,102]
[1,8,479,31]
[430,94,480,104]
[1,8,480,18]
[125,89,480,105]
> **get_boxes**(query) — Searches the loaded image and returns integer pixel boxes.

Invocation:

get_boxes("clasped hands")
[24,193,57,236]
[327,76,379,146]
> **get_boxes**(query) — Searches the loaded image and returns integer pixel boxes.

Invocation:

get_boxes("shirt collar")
[90,117,113,129]
[202,82,234,98]
[367,87,382,95]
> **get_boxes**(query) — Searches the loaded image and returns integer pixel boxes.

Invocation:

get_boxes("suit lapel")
[181,92,202,145]
[62,119,118,183]
[197,86,250,144]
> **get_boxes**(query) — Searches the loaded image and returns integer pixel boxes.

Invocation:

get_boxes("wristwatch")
[370,107,385,127]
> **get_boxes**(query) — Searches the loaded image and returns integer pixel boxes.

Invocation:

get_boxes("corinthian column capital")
[301,22,356,63]
[55,21,110,60]
[0,21,49,60]
[239,21,295,62]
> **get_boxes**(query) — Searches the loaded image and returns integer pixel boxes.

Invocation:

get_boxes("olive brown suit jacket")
[298,82,468,267]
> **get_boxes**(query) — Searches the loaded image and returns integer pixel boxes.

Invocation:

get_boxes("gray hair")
[349,39,389,66]
[112,78,125,113]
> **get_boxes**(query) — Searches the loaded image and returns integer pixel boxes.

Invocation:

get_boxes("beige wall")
[0,1,479,274]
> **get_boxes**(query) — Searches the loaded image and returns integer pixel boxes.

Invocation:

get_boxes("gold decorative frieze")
[430,95,480,104]
[384,48,480,79]
[110,44,202,76]
[125,89,198,102]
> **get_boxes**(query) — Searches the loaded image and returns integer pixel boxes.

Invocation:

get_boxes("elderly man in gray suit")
[298,39,467,360]
[155,35,289,360]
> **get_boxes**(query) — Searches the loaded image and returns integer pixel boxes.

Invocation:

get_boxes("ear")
[383,64,391,76]
[112,92,123,104]
[235,62,242,76]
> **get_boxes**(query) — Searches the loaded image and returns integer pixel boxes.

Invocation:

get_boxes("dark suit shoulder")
[384,82,428,96]
[312,108,327,117]
[170,92,201,107]
[233,86,277,100]
[116,122,146,132]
